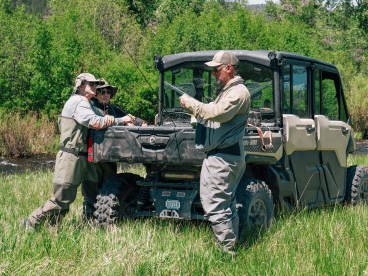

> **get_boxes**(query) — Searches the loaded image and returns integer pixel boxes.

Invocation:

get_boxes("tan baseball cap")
[205,51,239,67]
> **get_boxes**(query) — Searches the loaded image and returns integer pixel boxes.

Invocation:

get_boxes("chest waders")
[58,116,88,155]
[195,81,248,253]
[27,117,101,227]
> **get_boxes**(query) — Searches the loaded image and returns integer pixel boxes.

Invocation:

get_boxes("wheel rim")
[360,179,368,203]
[248,199,267,227]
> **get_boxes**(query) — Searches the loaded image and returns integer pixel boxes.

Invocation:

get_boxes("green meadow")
[0,155,368,275]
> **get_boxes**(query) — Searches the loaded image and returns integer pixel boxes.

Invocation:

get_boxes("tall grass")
[1,155,368,275]
[0,110,58,157]
[347,154,368,167]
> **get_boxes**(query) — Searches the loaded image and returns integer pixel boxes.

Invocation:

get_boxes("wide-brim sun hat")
[96,78,118,98]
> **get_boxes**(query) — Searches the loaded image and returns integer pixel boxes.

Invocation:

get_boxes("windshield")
[161,61,274,126]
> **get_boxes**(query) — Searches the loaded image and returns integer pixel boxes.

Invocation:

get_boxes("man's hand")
[127,120,147,127]
[179,95,186,108]
[122,114,135,124]
[104,115,115,126]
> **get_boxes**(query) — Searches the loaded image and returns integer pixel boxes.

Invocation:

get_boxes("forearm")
[87,116,108,129]
[73,103,108,129]
[111,117,125,126]
[182,94,238,123]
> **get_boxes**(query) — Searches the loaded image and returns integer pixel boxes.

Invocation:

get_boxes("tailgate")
[88,126,206,165]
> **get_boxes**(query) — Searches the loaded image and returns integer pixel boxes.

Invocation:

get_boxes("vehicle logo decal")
[150,136,156,145]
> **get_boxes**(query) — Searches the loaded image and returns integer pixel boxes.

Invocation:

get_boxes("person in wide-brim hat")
[93,78,147,126]
[95,78,118,99]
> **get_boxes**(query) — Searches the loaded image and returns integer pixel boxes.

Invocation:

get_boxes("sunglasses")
[213,65,226,73]
[87,82,96,87]
[86,81,105,86]
[99,89,112,95]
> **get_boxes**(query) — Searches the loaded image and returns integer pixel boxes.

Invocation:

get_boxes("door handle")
[306,126,315,133]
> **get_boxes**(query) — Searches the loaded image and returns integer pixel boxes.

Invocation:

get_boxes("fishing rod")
[164,81,213,103]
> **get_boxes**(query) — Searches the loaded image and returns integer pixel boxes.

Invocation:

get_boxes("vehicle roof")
[160,50,337,71]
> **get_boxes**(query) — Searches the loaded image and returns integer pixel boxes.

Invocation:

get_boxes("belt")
[60,146,88,156]
[208,143,241,156]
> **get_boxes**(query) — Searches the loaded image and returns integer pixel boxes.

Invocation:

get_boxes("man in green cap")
[20,73,134,229]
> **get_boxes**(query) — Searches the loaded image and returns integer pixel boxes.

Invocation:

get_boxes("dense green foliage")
[1,0,368,130]
[1,155,368,275]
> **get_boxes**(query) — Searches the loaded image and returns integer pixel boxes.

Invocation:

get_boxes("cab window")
[314,69,340,121]
[239,63,273,110]
[283,65,308,118]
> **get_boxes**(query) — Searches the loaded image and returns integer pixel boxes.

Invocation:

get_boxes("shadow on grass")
[122,216,213,233]
[238,226,266,250]
[238,201,348,250]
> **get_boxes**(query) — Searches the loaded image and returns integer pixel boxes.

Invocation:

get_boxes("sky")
[248,0,268,4]
[247,0,279,4]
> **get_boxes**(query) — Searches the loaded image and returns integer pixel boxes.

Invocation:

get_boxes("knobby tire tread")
[93,173,141,226]
[346,165,368,205]
[236,178,274,231]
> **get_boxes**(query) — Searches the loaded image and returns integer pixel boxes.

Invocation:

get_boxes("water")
[0,154,141,175]
[0,154,56,175]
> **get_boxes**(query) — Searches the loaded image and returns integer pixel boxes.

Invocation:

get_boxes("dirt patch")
[351,140,368,155]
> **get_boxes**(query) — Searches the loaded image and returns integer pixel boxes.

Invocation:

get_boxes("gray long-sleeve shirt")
[61,94,108,129]
[180,76,251,152]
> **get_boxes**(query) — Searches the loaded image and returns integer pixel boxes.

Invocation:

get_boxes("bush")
[345,74,368,136]
[0,110,58,157]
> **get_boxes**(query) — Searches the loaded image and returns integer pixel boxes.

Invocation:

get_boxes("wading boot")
[19,218,35,232]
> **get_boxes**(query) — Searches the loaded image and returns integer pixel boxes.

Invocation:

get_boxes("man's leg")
[200,153,245,251]
[26,151,87,228]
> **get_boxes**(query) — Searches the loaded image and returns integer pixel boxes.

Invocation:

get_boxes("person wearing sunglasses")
[20,73,119,230]
[89,79,148,191]
[92,79,147,127]
[179,51,251,254]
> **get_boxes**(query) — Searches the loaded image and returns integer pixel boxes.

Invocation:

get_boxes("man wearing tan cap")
[20,73,134,230]
[179,51,251,253]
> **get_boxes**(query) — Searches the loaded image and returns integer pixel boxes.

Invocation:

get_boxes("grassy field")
[1,155,368,275]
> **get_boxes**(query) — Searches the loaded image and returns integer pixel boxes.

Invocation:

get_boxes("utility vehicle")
[89,50,368,230]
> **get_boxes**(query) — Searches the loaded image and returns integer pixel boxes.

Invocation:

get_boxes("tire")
[345,165,368,205]
[94,173,141,226]
[236,179,274,231]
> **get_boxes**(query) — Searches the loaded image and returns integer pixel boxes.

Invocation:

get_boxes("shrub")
[345,74,368,136]
[0,110,58,157]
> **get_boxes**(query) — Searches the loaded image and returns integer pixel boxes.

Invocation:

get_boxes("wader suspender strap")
[60,146,88,156]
